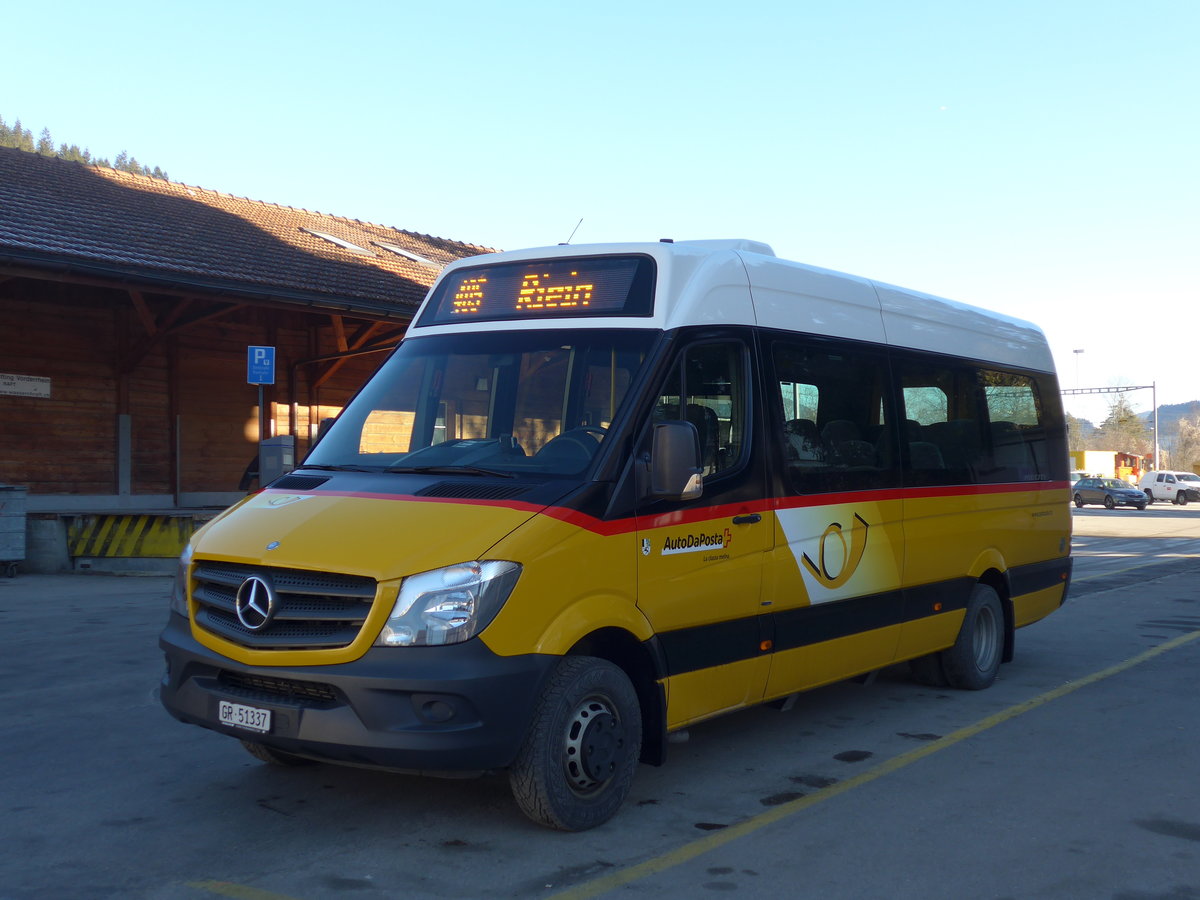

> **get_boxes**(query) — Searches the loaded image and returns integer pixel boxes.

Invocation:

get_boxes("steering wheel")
[535,426,608,462]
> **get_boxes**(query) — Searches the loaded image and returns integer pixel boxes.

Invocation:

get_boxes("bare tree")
[1093,393,1150,455]
[1171,416,1200,472]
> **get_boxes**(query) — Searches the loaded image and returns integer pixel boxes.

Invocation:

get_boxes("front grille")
[192,561,377,650]
[217,670,340,707]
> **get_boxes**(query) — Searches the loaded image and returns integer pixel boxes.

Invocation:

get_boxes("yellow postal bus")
[160,239,1072,830]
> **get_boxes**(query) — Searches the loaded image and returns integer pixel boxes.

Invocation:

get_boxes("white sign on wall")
[0,373,51,398]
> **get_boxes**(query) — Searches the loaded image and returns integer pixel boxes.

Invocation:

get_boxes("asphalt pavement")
[0,506,1197,900]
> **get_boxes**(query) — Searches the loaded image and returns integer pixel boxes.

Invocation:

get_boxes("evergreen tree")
[1,113,168,179]
[11,118,34,151]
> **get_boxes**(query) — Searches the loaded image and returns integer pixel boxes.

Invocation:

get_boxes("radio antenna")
[564,217,583,244]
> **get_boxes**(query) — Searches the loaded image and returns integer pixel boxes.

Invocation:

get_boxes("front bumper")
[1111,495,1147,507]
[159,614,558,772]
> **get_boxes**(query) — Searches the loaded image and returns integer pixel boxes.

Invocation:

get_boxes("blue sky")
[7,0,1197,421]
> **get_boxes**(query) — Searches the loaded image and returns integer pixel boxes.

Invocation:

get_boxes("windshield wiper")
[385,464,517,478]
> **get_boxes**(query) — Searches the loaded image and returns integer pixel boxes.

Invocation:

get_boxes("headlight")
[375,560,521,647]
[170,542,194,617]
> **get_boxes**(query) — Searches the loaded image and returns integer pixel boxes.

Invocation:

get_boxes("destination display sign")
[418,255,655,325]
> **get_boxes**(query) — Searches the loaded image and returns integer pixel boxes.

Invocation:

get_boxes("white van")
[1139,470,1200,505]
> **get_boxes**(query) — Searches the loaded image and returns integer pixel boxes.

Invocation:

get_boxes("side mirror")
[648,420,704,501]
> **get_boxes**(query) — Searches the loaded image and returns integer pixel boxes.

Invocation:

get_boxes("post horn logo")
[801,513,870,589]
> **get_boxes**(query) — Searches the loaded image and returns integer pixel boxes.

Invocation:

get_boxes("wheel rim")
[1104,496,1115,509]
[562,694,630,796]
[972,604,1000,673]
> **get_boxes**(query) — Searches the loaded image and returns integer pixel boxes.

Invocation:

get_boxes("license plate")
[218,700,272,734]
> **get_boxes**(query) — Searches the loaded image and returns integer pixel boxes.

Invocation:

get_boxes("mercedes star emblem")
[234,575,278,631]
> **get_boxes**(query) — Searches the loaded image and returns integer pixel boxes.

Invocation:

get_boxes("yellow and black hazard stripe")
[67,515,197,558]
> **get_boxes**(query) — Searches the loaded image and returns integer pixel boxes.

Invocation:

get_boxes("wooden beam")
[331,315,349,353]
[118,296,247,374]
[128,289,158,336]
[312,321,387,389]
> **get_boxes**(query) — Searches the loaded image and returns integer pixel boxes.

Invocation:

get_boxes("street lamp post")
[1153,381,1159,470]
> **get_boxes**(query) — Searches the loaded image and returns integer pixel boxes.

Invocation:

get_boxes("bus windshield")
[306,329,658,477]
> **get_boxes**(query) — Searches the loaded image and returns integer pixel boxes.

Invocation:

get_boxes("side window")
[771,338,897,495]
[896,357,986,485]
[981,369,1049,482]
[897,357,1056,486]
[653,341,747,478]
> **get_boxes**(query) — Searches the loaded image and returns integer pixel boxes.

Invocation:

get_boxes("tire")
[1136,503,1147,511]
[1073,494,1084,508]
[1144,489,1154,503]
[1103,495,1115,509]
[509,656,642,831]
[240,740,314,766]
[941,584,1004,691]
[1178,493,1189,506]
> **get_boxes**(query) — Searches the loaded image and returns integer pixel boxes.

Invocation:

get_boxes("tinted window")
[896,356,1060,486]
[769,337,898,495]
[653,341,748,478]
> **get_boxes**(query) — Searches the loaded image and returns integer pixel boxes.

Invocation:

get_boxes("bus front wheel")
[509,656,642,831]
[942,584,1004,690]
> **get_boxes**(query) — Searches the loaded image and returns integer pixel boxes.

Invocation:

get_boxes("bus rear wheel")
[941,584,1004,691]
[509,656,642,831]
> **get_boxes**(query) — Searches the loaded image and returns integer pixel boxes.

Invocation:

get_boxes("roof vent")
[373,241,442,269]
[301,228,374,255]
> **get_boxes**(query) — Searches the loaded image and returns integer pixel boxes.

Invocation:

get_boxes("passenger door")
[762,335,906,697]
[1161,474,1178,501]
[634,334,772,728]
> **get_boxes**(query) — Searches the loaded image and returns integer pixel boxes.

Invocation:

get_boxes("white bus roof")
[409,239,1055,374]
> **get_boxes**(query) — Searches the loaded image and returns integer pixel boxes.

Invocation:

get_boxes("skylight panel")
[301,228,373,255]
[373,241,442,269]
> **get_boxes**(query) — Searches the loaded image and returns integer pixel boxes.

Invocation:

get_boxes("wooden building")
[0,148,489,570]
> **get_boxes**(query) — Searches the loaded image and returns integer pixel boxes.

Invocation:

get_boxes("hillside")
[1141,401,1200,431]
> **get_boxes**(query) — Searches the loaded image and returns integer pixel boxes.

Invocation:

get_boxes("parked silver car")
[1073,477,1148,510]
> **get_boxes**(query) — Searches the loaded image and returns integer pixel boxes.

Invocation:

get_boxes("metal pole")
[1153,382,1159,470]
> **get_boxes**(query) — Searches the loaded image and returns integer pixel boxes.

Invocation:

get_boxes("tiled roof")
[0,147,492,317]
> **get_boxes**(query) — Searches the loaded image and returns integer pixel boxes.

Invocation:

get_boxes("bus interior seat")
[902,419,945,469]
[784,418,823,463]
[989,420,1034,477]
[821,419,876,468]
[925,419,980,470]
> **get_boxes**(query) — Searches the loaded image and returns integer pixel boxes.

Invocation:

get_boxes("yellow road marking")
[550,627,1200,899]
